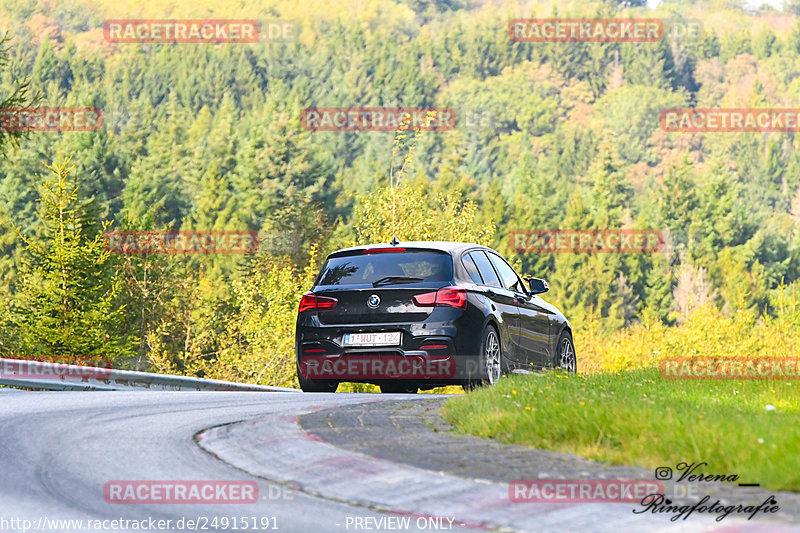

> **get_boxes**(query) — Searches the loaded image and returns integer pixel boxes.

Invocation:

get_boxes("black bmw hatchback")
[295,241,575,393]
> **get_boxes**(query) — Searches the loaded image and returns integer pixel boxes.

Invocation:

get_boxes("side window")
[461,253,484,285]
[469,251,501,288]
[488,252,525,293]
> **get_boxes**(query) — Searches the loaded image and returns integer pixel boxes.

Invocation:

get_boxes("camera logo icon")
[655,467,673,480]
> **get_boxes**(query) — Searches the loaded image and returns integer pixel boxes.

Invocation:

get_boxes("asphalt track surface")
[0,389,797,533]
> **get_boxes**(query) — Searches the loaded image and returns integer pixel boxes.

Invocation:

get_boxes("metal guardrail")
[0,358,300,392]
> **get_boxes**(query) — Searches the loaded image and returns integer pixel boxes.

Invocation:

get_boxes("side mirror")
[524,276,549,295]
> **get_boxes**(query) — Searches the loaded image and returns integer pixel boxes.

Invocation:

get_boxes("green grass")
[440,369,800,492]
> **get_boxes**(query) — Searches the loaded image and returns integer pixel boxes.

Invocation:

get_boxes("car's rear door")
[466,250,522,362]
[486,251,551,369]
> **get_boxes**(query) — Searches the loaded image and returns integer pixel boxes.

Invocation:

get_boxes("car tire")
[297,366,339,392]
[379,382,418,394]
[464,324,503,391]
[554,330,577,372]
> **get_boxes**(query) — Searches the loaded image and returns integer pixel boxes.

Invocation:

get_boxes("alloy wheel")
[558,337,576,372]
[485,330,501,384]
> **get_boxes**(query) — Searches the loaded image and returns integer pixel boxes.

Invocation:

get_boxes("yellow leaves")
[353,183,495,245]
[579,303,800,377]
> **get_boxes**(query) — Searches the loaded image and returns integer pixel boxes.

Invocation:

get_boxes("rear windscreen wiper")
[372,276,424,287]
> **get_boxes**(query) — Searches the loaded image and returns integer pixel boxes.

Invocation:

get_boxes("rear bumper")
[295,303,489,385]
[296,331,486,386]
[297,351,458,385]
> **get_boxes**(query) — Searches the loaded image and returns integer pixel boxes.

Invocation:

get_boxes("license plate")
[343,332,401,347]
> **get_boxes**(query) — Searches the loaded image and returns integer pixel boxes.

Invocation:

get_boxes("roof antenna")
[390,236,400,246]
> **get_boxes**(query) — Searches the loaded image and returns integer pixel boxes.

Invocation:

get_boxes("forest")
[1,0,800,388]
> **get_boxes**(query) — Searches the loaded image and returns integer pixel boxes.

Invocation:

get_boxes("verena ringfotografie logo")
[298,355,456,380]
[103,20,260,43]
[104,231,258,254]
[510,230,665,254]
[509,19,663,42]
[638,463,779,522]
[661,358,800,380]
[660,108,800,133]
[510,479,663,503]
[300,107,455,132]
[0,357,112,380]
[0,108,102,131]
[104,481,258,504]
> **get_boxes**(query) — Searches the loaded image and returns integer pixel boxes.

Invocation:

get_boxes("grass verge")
[440,369,800,492]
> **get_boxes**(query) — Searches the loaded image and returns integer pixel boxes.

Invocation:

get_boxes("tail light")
[299,292,338,313]
[412,286,467,310]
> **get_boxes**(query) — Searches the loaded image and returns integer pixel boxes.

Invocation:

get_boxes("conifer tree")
[7,153,133,361]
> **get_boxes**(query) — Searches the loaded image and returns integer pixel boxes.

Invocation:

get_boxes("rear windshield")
[315,251,453,286]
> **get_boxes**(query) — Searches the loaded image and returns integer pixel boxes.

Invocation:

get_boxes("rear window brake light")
[364,247,406,254]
